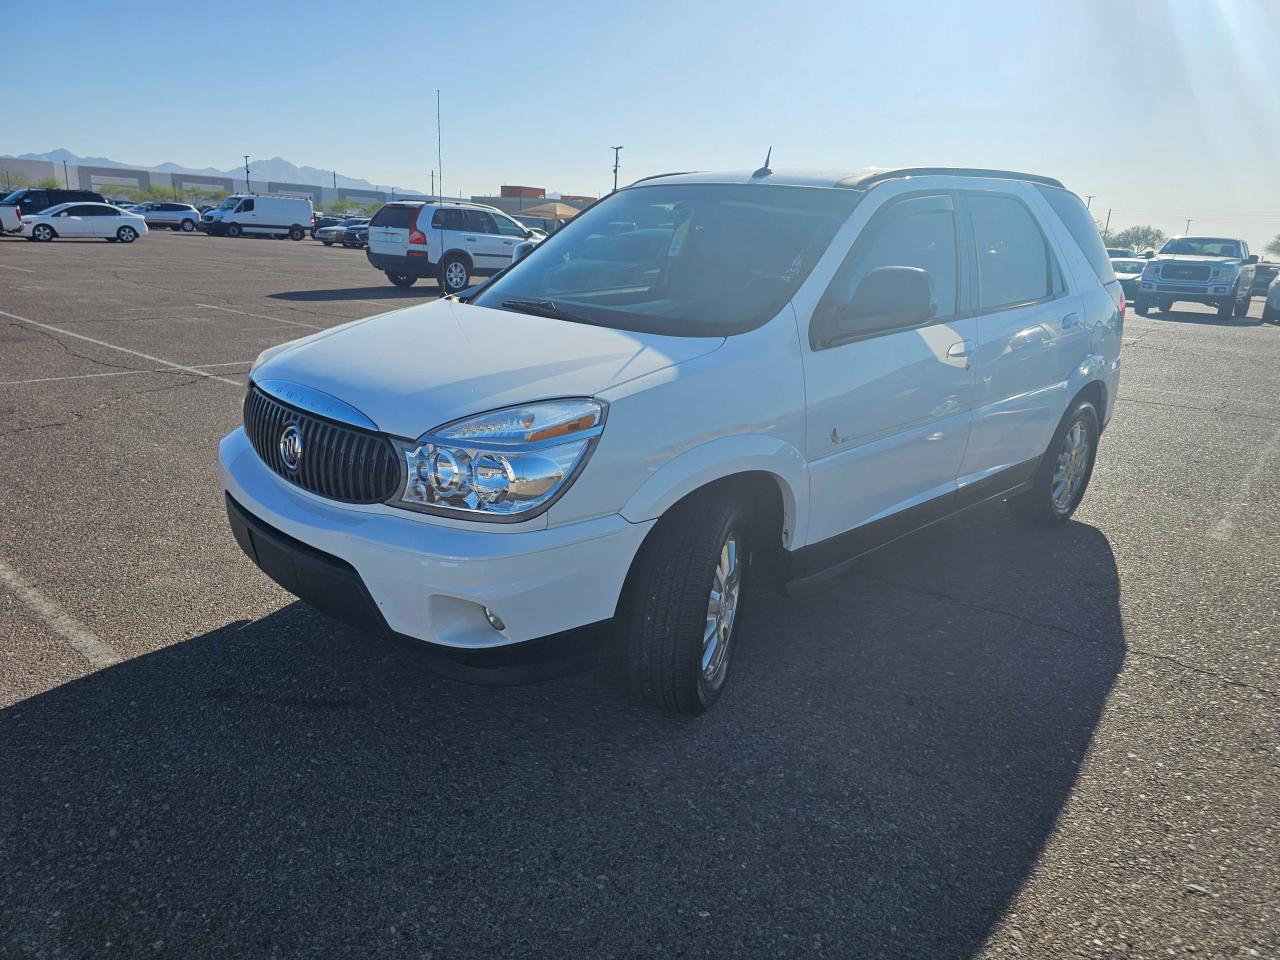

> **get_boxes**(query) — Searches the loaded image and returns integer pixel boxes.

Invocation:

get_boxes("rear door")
[368,204,416,258]
[460,210,506,270]
[956,185,1086,486]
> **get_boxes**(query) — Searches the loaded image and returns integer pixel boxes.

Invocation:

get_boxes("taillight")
[1116,287,1126,323]
[409,228,426,245]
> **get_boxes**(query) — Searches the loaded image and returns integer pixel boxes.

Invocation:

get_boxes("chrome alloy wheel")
[702,531,741,691]
[1051,421,1090,513]
[445,261,468,290]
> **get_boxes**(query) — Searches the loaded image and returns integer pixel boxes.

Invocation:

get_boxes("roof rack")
[839,167,1064,190]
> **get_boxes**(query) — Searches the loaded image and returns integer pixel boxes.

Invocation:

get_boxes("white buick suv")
[220,166,1124,714]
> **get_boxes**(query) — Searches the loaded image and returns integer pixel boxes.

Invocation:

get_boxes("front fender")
[619,434,808,550]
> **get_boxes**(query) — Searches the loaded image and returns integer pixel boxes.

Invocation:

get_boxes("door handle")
[947,340,973,358]
[1061,312,1081,329]
[465,237,476,242]
[503,240,513,245]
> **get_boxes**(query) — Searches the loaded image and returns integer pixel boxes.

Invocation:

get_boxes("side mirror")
[1245,254,1259,265]
[818,266,935,346]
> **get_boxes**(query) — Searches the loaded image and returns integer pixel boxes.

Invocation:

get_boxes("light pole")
[62,160,69,188]
[1184,218,1193,235]
[1084,194,1094,210]
[611,146,623,193]
[243,155,251,193]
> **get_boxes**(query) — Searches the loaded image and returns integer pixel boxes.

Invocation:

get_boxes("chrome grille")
[243,385,401,504]
[1160,263,1210,282]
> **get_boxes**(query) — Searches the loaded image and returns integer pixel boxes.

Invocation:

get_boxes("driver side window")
[812,193,959,348]
[494,216,527,238]
[237,198,254,213]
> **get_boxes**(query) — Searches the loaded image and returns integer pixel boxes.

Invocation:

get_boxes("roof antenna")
[751,146,773,179]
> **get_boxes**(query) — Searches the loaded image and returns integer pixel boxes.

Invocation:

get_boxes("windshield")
[216,196,240,210]
[1111,259,1145,274]
[471,183,861,336]
[1159,237,1241,258]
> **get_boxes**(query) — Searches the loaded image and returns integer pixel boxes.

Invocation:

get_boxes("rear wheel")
[116,226,137,243]
[288,225,304,241]
[386,271,417,288]
[32,223,55,242]
[225,223,242,238]
[439,253,470,294]
[617,491,752,715]
[322,240,332,246]
[1134,294,1151,316]
[1008,399,1100,526]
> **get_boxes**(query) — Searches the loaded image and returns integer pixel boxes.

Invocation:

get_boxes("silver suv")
[1135,236,1258,318]
[365,200,542,292]
[129,201,202,232]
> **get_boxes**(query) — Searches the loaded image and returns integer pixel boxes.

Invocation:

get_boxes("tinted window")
[494,215,527,237]
[370,205,419,228]
[24,191,50,210]
[64,205,100,216]
[431,208,466,231]
[1158,237,1242,258]
[819,193,959,327]
[970,194,1056,309]
[1036,185,1115,285]
[472,183,861,337]
[464,210,497,233]
[238,198,254,213]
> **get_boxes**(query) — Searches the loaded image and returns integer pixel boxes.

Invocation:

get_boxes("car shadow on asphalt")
[0,503,1123,958]
[269,286,441,302]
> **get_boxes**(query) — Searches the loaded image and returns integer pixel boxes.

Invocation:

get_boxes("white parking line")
[0,309,245,387]
[0,360,253,386]
[196,303,322,330]
[1209,421,1280,543]
[0,557,122,669]
[0,262,36,273]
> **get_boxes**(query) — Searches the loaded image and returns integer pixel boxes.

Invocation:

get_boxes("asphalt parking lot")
[0,230,1276,959]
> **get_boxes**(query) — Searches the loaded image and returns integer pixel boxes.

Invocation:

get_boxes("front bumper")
[219,427,653,681]
[1139,279,1235,303]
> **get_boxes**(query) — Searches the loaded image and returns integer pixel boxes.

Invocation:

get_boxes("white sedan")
[20,202,149,243]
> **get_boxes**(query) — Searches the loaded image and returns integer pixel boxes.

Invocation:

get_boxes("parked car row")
[314,217,369,247]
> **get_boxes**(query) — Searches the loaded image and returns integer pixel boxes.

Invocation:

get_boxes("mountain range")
[4,149,423,194]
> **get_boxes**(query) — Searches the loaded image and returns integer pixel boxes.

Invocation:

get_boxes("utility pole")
[62,160,69,188]
[1084,194,1094,210]
[436,90,443,208]
[244,155,251,193]
[611,146,624,193]
[430,170,435,199]
[1102,208,1111,241]
[333,171,337,189]
[1184,218,1193,235]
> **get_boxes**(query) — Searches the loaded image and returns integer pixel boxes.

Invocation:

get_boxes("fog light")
[483,607,506,631]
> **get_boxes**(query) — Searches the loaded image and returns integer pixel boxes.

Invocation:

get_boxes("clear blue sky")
[4,0,1278,248]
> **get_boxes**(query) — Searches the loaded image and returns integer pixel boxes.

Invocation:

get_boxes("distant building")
[558,194,597,204]
[500,185,545,199]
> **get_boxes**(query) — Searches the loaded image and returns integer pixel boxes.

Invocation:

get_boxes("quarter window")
[818,192,960,331]
[969,194,1056,309]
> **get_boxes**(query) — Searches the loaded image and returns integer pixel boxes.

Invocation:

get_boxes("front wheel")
[288,225,304,241]
[1233,293,1251,318]
[225,223,242,239]
[1217,298,1234,318]
[386,271,417,288]
[32,224,55,242]
[321,240,332,246]
[1263,304,1279,325]
[180,219,196,232]
[1157,297,1174,312]
[439,254,470,294]
[1008,399,1100,526]
[116,226,138,243]
[1134,295,1151,316]
[616,492,752,715]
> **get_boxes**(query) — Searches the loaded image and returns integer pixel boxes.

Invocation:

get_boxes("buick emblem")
[278,424,303,472]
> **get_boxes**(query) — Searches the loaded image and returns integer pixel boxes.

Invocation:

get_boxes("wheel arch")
[441,248,474,273]
[1073,379,1108,428]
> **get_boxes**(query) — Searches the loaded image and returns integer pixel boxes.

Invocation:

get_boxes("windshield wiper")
[500,298,600,326]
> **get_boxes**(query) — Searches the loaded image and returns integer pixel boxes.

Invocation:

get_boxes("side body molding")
[618,434,809,550]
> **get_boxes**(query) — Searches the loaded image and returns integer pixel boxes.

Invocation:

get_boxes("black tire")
[32,223,55,242]
[1217,298,1233,318]
[439,253,471,294]
[616,491,753,715]
[288,225,304,241]
[1008,399,1100,526]
[116,226,137,243]
[386,272,417,288]
[225,223,242,239]
[1157,297,1174,312]
[1263,304,1278,325]
[1233,294,1251,318]
[1134,295,1151,316]
[180,219,196,232]
[322,240,332,247]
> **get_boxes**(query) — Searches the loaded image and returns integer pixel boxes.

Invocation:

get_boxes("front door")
[55,205,93,237]
[798,190,976,547]
[461,210,507,271]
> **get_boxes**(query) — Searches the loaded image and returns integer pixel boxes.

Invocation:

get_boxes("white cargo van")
[201,194,313,240]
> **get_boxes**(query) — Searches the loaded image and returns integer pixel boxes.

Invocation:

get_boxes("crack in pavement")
[0,374,204,439]
[3,319,147,375]
[858,571,1279,701]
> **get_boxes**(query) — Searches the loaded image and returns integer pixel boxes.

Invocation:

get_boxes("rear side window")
[463,210,497,233]
[431,208,466,230]
[1035,185,1115,285]
[370,205,418,228]
[969,193,1057,309]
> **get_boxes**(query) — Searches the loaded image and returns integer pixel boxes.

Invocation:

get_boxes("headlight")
[1210,265,1236,281]
[392,399,606,521]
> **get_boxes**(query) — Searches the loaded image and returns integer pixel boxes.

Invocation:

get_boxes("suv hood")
[253,298,724,438]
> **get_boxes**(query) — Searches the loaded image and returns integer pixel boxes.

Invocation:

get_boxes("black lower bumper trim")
[366,249,433,277]
[225,493,603,684]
